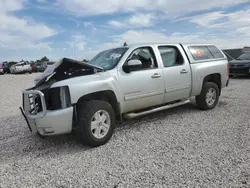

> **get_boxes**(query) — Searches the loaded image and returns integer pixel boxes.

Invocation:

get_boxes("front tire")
[196,82,219,110]
[76,100,116,147]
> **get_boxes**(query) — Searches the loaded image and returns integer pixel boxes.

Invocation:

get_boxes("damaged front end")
[20,58,103,136]
[34,57,104,86]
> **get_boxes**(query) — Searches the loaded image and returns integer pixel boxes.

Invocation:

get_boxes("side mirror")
[123,59,142,73]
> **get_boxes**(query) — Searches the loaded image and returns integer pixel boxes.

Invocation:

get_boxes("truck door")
[156,45,192,103]
[118,46,165,113]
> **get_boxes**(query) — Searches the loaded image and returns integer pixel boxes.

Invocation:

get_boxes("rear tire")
[196,82,219,110]
[76,100,116,147]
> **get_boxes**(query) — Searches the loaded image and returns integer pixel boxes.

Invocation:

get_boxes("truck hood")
[34,58,104,87]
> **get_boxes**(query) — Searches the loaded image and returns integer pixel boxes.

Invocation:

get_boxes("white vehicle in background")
[10,61,32,74]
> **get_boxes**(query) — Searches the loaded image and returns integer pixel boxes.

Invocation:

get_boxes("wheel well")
[77,90,120,115]
[203,73,221,95]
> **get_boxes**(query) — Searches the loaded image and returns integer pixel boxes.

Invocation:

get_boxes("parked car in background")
[36,61,54,72]
[10,61,32,74]
[21,43,229,147]
[2,61,18,73]
[227,47,250,76]
[30,62,38,72]
[0,62,5,74]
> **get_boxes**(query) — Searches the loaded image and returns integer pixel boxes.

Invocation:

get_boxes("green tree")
[41,56,49,62]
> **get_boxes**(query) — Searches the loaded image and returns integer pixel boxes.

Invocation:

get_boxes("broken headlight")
[47,86,71,110]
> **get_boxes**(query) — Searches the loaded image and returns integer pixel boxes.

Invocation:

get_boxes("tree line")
[5,57,89,64]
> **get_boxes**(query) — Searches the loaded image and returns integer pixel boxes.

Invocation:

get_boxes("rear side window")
[189,46,214,60]
[207,46,224,58]
[158,46,184,67]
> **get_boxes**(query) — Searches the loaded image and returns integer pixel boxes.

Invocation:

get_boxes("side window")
[189,46,214,60]
[158,46,184,67]
[207,46,224,58]
[127,47,157,71]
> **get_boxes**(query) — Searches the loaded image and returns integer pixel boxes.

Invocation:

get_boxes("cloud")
[0,0,24,13]
[177,9,250,30]
[0,0,57,50]
[68,34,86,51]
[129,13,156,27]
[99,30,250,51]
[36,0,47,3]
[109,20,125,28]
[175,11,227,27]
[236,27,250,36]
[56,0,248,17]
[109,13,156,28]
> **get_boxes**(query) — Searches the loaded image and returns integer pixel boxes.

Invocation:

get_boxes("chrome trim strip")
[165,85,191,93]
[124,90,165,101]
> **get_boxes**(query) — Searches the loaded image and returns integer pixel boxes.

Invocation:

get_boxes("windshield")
[88,48,128,70]
[236,53,250,60]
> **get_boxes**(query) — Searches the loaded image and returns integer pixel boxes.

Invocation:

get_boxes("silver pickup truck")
[20,43,230,147]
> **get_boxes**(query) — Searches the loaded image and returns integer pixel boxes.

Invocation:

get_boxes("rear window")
[207,46,224,58]
[189,46,214,60]
[189,46,224,60]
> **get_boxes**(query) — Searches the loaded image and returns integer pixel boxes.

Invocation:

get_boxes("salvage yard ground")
[0,74,249,187]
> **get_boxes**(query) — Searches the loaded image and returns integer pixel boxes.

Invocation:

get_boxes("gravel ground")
[0,74,249,188]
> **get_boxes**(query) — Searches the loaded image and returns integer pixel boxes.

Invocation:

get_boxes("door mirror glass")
[123,59,142,73]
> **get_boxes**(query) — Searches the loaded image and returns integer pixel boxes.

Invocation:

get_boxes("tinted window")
[158,46,184,67]
[189,46,214,60]
[236,53,250,60]
[207,46,224,58]
[127,47,157,71]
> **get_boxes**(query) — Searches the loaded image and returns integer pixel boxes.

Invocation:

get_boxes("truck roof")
[115,43,216,49]
[110,43,226,63]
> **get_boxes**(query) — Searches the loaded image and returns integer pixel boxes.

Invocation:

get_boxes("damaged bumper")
[21,89,73,136]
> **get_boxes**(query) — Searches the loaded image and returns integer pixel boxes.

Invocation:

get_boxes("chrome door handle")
[180,69,188,74]
[151,73,161,78]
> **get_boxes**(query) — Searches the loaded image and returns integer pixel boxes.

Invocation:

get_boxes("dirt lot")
[0,74,249,188]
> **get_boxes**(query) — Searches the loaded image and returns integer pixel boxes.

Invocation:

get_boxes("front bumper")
[21,89,73,136]
[230,67,250,75]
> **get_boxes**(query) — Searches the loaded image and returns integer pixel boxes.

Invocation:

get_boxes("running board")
[123,99,190,119]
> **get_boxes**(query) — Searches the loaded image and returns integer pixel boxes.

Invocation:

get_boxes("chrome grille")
[22,90,47,119]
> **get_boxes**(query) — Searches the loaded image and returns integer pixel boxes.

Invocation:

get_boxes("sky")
[0,0,250,62]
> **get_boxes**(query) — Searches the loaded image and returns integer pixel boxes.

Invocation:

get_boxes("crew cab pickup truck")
[20,43,230,147]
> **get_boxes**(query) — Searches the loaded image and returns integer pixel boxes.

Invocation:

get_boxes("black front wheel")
[196,82,219,110]
[76,100,116,147]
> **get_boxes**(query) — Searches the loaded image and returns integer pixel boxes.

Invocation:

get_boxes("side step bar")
[123,99,190,119]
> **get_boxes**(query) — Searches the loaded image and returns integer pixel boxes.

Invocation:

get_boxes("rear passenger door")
[157,45,192,103]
